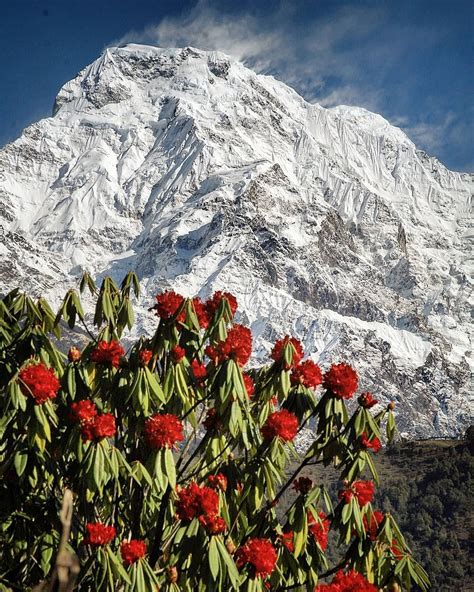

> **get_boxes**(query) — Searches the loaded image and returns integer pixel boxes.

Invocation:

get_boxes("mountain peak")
[0,46,472,438]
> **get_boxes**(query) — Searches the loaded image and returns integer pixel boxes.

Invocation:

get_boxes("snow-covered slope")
[0,44,472,437]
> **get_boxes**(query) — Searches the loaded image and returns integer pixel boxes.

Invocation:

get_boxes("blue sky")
[1,0,472,171]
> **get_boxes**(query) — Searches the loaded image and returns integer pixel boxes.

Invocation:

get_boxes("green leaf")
[209,536,220,580]
[215,537,240,589]
[163,447,176,489]
[341,502,352,525]
[145,367,165,404]
[93,443,105,491]
[67,365,76,398]
[106,547,131,584]
[14,449,28,476]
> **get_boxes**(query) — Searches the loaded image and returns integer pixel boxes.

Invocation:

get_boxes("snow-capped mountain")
[0,44,472,438]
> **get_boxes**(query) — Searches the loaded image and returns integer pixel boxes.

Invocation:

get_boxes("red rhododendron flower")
[120,540,147,565]
[198,514,227,534]
[308,510,330,550]
[208,473,228,491]
[90,340,125,368]
[391,539,404,560]
[293,476,313,494]
[280,531,294,553]
[80,413,116,442]
[171,345,186,363]
[363,510,384,541]
[205,291,238,319]
[192,297,210,329]
[19,362,60,405]
[271,336,304,369]
[207,324,252,367]
[261,410,299,442]
[315,569,378,591]
[139,349,153,366]
[203,408,221,432]
[145,414,184,449]
[358,392,378,408]
[176,482,219,521]
[191,359,207,381]
[323,363,358,399]
[70,400,97,424]
[84,522,116,546]
[291,360,323,388]
[339,480,375,507]
[154,290,186,321]
[360,432,382,453]
[243,373,255,398]
[235,538,277,578]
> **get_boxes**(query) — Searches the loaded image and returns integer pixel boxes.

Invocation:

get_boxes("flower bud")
[167,566,178,583]
[226,539,236,554]
[68,346,81,362]
[388,401,396,410]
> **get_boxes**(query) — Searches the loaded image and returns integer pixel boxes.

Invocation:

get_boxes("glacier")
[0,44,472,438]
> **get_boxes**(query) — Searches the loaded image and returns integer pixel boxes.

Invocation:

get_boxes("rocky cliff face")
[0,44,472,437]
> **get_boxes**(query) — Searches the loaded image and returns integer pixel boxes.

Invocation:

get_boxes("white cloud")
[113,1,386,110]
[111,1,469,168]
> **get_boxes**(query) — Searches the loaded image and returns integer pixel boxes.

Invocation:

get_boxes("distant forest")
[292,433,473,591]
[377,437,473,591]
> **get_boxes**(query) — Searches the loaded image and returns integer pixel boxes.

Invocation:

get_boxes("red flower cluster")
[81,413,116,442]
[208,473,228,491]
[192,297,210,329]
[144,414,184,449]
[291,360,323,388]
[315,569,378,591]
[243,373,255,398]
[323,363,358,399]
[198,514,227,534]
[171,345,186,363]
[206,324,252,367]
[205,291,238,319]
[176,482,219,522]
[339,480,375,507]
[358,392,378,408]
[19,362,60,405]
[261,410,299,442]
[191,359,207,381]
[360,432,382,453]
[293,476,313,494]
[154,290,186,321]
[139,349,153,366]
[236,538,277,578]
[271,336,304,369]
[363,510,384,541]
[83,522,116,546]
[308,510,330,550]
[280,530,294,553]
[70,400,97,423]
[120,539,147,565]
[90,340,125,368]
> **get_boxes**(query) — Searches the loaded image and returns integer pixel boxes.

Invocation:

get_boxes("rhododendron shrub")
[0,272,430,591]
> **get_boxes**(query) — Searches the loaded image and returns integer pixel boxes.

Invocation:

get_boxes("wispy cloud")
[113,1,388,110]
[112,0,471,170]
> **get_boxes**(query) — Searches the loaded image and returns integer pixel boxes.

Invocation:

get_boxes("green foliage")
[0,273,428,591]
